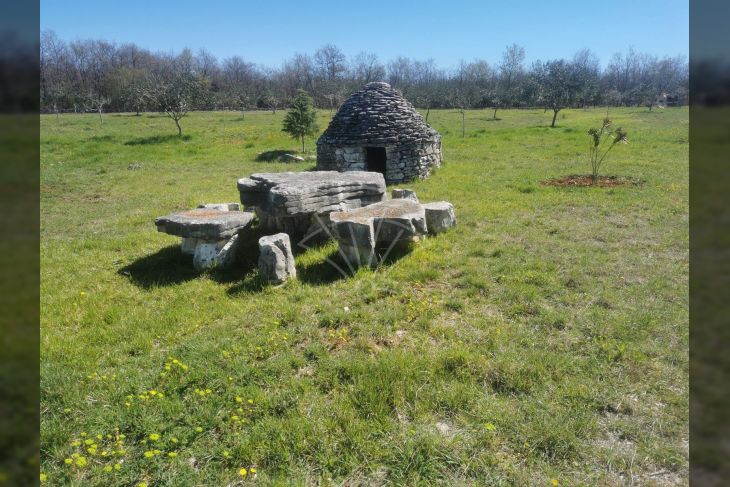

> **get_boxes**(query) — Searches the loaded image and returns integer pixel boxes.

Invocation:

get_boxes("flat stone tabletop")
[330,199,427,244]
[237,171,386,217]
[155,209,255,239]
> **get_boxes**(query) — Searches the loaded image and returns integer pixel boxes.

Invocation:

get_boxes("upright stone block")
[391,188,419,203]
[258,233,296,284]
[422,201,456,235]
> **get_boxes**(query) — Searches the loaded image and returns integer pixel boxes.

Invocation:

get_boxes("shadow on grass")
[295,246,351,286]
[125,134,191,146]
[120,229,408,292]
[118,245,199,288]
[255,150,301,162]
[296,240,414,285]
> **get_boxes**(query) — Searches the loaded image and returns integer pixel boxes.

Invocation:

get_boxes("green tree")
[282,90,318,152]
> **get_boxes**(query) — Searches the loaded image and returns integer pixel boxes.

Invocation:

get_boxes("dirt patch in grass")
[540,175,643,187]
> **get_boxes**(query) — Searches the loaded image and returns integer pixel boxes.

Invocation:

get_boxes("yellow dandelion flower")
[551,480,559,486]
[84,439,94,445]
[247,399,253,404]
[170,437,178,443]
[223,450,230,458]
[149,433,160,441]
[64,458,73,465]
[103,465,113,472]
[143,451,155,458]
[138,483,148,487]
[70,440,80,447]
[168,452,178,458]
[80,432,87,437]
[75,456,87,467]
[80,291,86,296]
[114,463,121,470]
[149,390,157,396]
[235,396,243,403]
[195,427,203,433]
[40,473,47,482]
[239,468,247,476]
[250,467,257,474]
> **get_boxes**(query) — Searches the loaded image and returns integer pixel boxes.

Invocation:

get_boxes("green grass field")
[40,107,688,486]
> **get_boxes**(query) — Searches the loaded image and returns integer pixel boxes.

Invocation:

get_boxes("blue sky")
[41,0,688,68]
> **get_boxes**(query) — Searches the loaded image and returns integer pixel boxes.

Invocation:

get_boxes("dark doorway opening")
[366,147,387,176]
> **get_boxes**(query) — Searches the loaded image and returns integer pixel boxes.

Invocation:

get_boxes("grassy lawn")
[40,107,688,486]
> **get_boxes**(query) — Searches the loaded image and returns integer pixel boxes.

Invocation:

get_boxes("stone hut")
[316,82,441,184]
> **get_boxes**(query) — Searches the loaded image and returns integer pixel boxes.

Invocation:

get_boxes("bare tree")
[498,44,526,111]
[314,44,347,82]
[351,52,385,84]
[150,57,204,135]
[39,32,689,114]
[84,91,110,124]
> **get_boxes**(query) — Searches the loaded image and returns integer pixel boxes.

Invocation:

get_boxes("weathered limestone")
[422,201,457,234]
[330,199,427,267]
[197,202,241,211]
[155,206,254,270]
[258,233,296,284]
[237,171,386,235]
[316,82,442,184]
[391,188,419,203]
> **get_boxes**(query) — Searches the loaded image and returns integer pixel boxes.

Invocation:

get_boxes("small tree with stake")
[587,118,628,183]
[282,90,318,153]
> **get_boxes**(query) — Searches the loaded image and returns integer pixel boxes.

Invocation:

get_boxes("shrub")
[587,118,628,182]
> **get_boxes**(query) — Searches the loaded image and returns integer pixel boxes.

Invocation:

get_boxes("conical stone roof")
[317,82,439,146]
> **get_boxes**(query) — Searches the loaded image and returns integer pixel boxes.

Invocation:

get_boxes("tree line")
[41,30,688,119]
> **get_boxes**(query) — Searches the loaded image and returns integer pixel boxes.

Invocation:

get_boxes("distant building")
[656,92,680,108]
[316,82,442,184]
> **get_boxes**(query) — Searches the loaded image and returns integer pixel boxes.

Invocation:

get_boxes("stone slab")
[155,209,255,239]
[237,171,386,218]
[330,199,427,267]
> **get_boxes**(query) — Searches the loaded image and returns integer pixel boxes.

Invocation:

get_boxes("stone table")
[155,205,255,270]
[237,171,386,235]
[329,199,427,267]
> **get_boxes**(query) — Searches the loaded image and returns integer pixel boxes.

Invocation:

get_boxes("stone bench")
[155,204,255,270]
[330,199,428,267]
